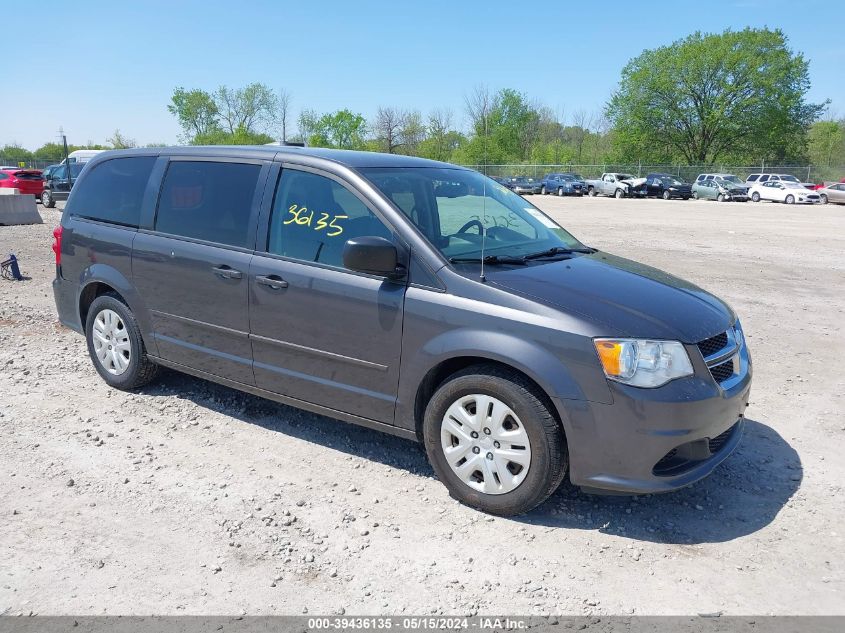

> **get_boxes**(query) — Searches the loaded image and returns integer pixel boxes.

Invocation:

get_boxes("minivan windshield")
[716,175,744,185]
[360,167,585,261]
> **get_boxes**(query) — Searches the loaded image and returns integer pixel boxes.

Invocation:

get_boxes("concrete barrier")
[0,194,43,225]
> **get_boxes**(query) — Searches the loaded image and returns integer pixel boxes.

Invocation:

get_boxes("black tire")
[614,188,624,199]
[423,364,568,516]
[540,186,546,195]
[85,293,159,390]
[751,192,761,202]
[785,195,795,205]
[692,191,698,199]
[662,190,671,200]
[42,189,55,208]
[587,187,596,197]
[717,193,725,202]
[682,196,690,200]
[820,194,828,204]
[557,187,564,197]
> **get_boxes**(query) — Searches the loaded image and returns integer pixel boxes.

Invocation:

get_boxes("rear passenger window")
[267,169,392,269]
[155,161,261,248]
[67,157,155,227]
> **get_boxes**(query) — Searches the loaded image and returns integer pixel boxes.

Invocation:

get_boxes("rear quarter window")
[66,157,155,227]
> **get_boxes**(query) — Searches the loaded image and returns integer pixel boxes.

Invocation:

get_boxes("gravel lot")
[1,196,843,616]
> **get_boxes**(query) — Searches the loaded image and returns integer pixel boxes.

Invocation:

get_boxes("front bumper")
[556,340,752,494]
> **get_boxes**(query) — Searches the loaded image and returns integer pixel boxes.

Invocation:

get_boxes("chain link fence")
[0,157,64,170]
[462,163,845,184]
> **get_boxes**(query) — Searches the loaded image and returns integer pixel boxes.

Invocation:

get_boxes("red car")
[0,168,44,198]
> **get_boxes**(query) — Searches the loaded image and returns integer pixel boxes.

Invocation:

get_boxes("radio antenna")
[479,109,488,282]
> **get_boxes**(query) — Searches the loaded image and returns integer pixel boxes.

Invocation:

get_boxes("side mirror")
[343,236,403,278]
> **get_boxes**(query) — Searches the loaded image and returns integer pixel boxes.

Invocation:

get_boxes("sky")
[3,0,843,150]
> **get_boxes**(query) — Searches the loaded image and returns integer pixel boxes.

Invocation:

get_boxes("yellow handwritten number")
[327,215,348,237]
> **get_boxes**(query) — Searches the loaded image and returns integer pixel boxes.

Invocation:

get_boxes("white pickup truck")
[585,173,648,198]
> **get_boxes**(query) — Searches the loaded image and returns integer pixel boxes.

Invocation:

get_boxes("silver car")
[817,182,845,205]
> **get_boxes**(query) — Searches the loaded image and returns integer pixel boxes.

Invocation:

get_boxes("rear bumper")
[556,345,752,494]
[53,275,83,333]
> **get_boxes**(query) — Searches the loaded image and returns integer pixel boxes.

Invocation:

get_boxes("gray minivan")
[52,146,752,516]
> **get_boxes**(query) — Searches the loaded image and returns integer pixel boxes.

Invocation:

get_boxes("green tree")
[107,129,136,149]
[192,127,275,146]
[808,119,845,167]
[606,28,827,164]
[306,110,367,150]
[214,83,277,134]
[0,144,33,163]
[167,87,220,139]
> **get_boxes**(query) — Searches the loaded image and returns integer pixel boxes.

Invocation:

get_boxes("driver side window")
[267,169,393,269]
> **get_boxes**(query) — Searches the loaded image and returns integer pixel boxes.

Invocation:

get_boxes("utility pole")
[59,127,72,188]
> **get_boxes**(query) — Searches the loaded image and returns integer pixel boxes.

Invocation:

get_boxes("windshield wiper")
[521,246,596,260]
[449,255,527,265]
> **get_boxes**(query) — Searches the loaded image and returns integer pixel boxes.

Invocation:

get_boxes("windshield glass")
[567,173,584,180]
[783,182,804,189]
[662,176,684,185]
[360,167,584,261]
[716,175,743,185]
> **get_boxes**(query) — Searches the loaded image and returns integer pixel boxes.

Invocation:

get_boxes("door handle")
[256,274,288,290]
[212,266,243,280]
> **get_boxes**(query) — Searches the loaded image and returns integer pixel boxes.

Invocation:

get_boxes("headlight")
[593,339,694,388]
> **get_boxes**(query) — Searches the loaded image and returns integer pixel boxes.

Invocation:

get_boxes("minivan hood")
[485,252,734,343]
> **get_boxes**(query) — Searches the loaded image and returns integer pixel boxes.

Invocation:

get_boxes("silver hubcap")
[440,394,532,495]
[92,309,131,375]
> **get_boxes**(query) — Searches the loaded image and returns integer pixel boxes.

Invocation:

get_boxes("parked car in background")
[41,162,85,207]
[585,173,647,198]
[42,164,61,180]
[541,173,585,196]
[507,177,542,195]
[749,181,821,204]
[745,173,813,188]
[692,176,749,202]
[816,182,845,205]
[0,168,44,199]
[644,174,692,200]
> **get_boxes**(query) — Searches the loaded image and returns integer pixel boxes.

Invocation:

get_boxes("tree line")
[4,28,843,169]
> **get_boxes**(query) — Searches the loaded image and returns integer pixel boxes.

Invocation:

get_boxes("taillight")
[52,225,63,266]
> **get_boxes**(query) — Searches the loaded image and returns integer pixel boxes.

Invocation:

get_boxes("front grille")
[697,332,728,358]
[709,423,736,453]
[710,360,734,382]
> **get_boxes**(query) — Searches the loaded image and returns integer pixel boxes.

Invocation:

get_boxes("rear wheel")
[820,194,828,204]
[41,189,55,208]
[751,192,761,202]
[423,364,567,516]
[587,187,596,197]
[785,195,795,204]
[692,191,698,199]
[85,293,159,390]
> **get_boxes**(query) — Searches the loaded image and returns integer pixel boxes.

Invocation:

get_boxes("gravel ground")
[0,196,843,616]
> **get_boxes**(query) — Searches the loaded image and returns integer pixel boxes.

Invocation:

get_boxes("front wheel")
[41,189,55,208]
[820,194,828,204]
[751,192,761,202]
[85,293,160,390]
[423,365,567,516]
[785,195,795,204]
[541,186,546,195]
[662,190,670,200]
[717,193,725,202]
[614,188,624,199]
[557,187,564,197]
